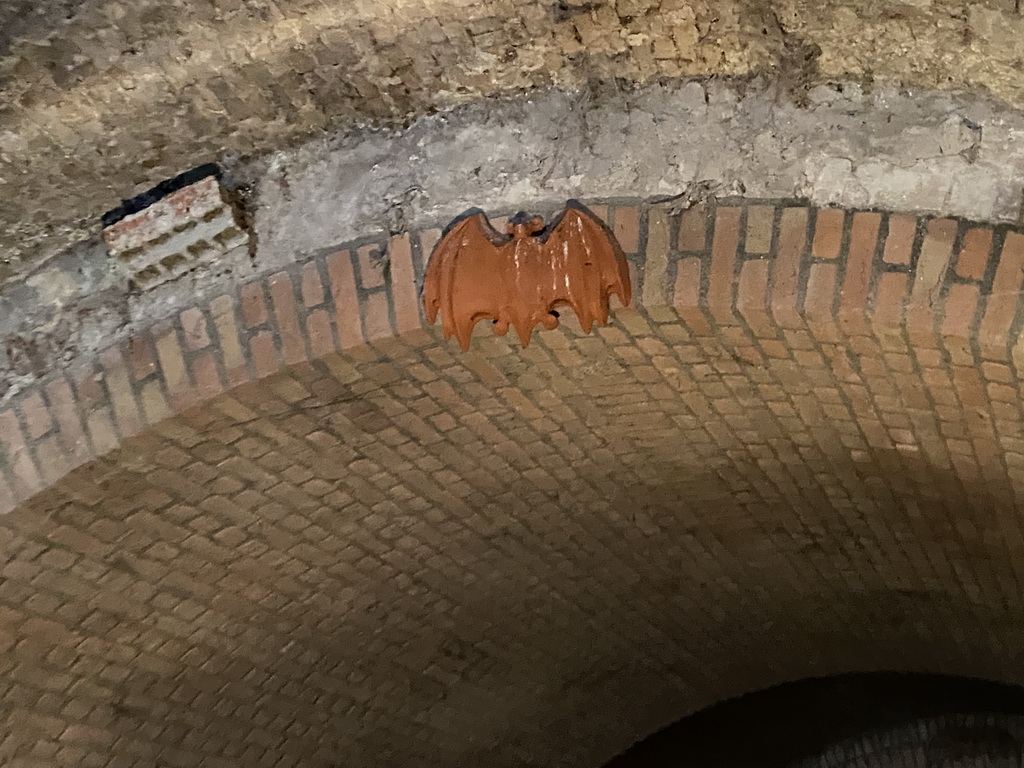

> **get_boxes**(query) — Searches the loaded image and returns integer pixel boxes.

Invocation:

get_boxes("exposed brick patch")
[882,215,916,266]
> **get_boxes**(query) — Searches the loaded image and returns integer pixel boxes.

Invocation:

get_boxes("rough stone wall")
[3,0,1024,277]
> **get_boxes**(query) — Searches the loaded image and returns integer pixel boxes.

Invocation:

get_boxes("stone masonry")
[6,1,1024,278]
[3,199,1024,765]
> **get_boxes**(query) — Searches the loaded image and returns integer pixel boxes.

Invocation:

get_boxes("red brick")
[805,263,837,318]
[389,234,421,335]
[910,219,956,307]
[941,283,980,339]
[99,347,144,438]
[306,309,336,359]
[840,212,881,316]
[979,232,1024,353]
[300,262,326,307]
[19,391,53,440]
[677,204,707,252]
[708,207,741,319]
[45,378,90,464]
[67,364,120,457]
[362,292,393,342]
[140,381,170,424]
[673,258,701,308]
[128,336,158,380]
[771,207,808,327]
[883,216,916,265]
[738,259,775,339]
[179,308,212,351]
[0,409,41,499]
[738,259,769,314]
[907,219,956,334]
[249,331,279,379]
[268,272,307,366]
[744,206,774,254]
[642,208,671,308]
[955,227,993,281]
[357,244,386,289]
[72,364,105,411]
[34,435,72,486]
[812,209,845,260]
[613,206,640,253]
[419,229,441,274]
[191,352,225,402]
[610,261,639,312]
[327,250,363,349]
[154,327,192,408]
[872,274,905,327]
[0,472,15,515]
[239,282,269,328]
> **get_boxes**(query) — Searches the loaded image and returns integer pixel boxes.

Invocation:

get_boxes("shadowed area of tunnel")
[4,310,1024,766]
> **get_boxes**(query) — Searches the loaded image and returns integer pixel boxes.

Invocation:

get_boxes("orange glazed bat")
[423,201,632,350]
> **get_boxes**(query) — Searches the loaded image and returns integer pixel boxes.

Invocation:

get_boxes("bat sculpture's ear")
[508,211,547,237]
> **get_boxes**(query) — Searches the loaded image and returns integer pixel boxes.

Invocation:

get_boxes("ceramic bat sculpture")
[423,200,632,350]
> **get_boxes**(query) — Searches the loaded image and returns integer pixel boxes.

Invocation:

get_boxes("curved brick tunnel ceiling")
[4,198,1024,765]
[5,0,1024,279]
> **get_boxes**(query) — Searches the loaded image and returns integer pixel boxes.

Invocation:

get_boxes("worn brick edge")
[1,199,1023,515]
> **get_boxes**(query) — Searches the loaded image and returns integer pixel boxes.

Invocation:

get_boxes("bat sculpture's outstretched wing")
[542,201,632,333]
[424,202,632,350]
[423,212,509,350]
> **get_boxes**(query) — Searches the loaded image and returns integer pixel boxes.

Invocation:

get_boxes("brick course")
[1,199,1024,765]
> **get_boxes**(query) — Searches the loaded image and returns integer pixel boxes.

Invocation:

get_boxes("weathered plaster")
[4,78,1024,403]
[3,0,1024,278]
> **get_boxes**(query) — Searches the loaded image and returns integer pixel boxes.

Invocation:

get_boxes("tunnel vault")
[3,198,1024,765]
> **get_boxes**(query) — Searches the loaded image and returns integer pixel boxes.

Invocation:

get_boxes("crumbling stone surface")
[2,0,1024,283]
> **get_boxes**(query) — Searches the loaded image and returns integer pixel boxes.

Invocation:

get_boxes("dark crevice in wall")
[607,672,1024,768]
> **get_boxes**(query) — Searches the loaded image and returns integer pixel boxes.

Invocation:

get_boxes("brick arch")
[4,199,1024,514]
[3,199,1024,765]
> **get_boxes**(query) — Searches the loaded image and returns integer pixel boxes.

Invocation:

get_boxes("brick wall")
[2,199,1024,765]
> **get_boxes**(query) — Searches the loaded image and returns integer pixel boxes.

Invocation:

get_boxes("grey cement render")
[4,78,1024,404]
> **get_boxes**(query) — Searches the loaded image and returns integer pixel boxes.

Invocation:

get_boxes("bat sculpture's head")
[506,211,546,239]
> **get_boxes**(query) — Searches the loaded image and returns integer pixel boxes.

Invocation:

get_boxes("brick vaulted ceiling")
[3,199,1024,765]
[4,0,1024,277]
